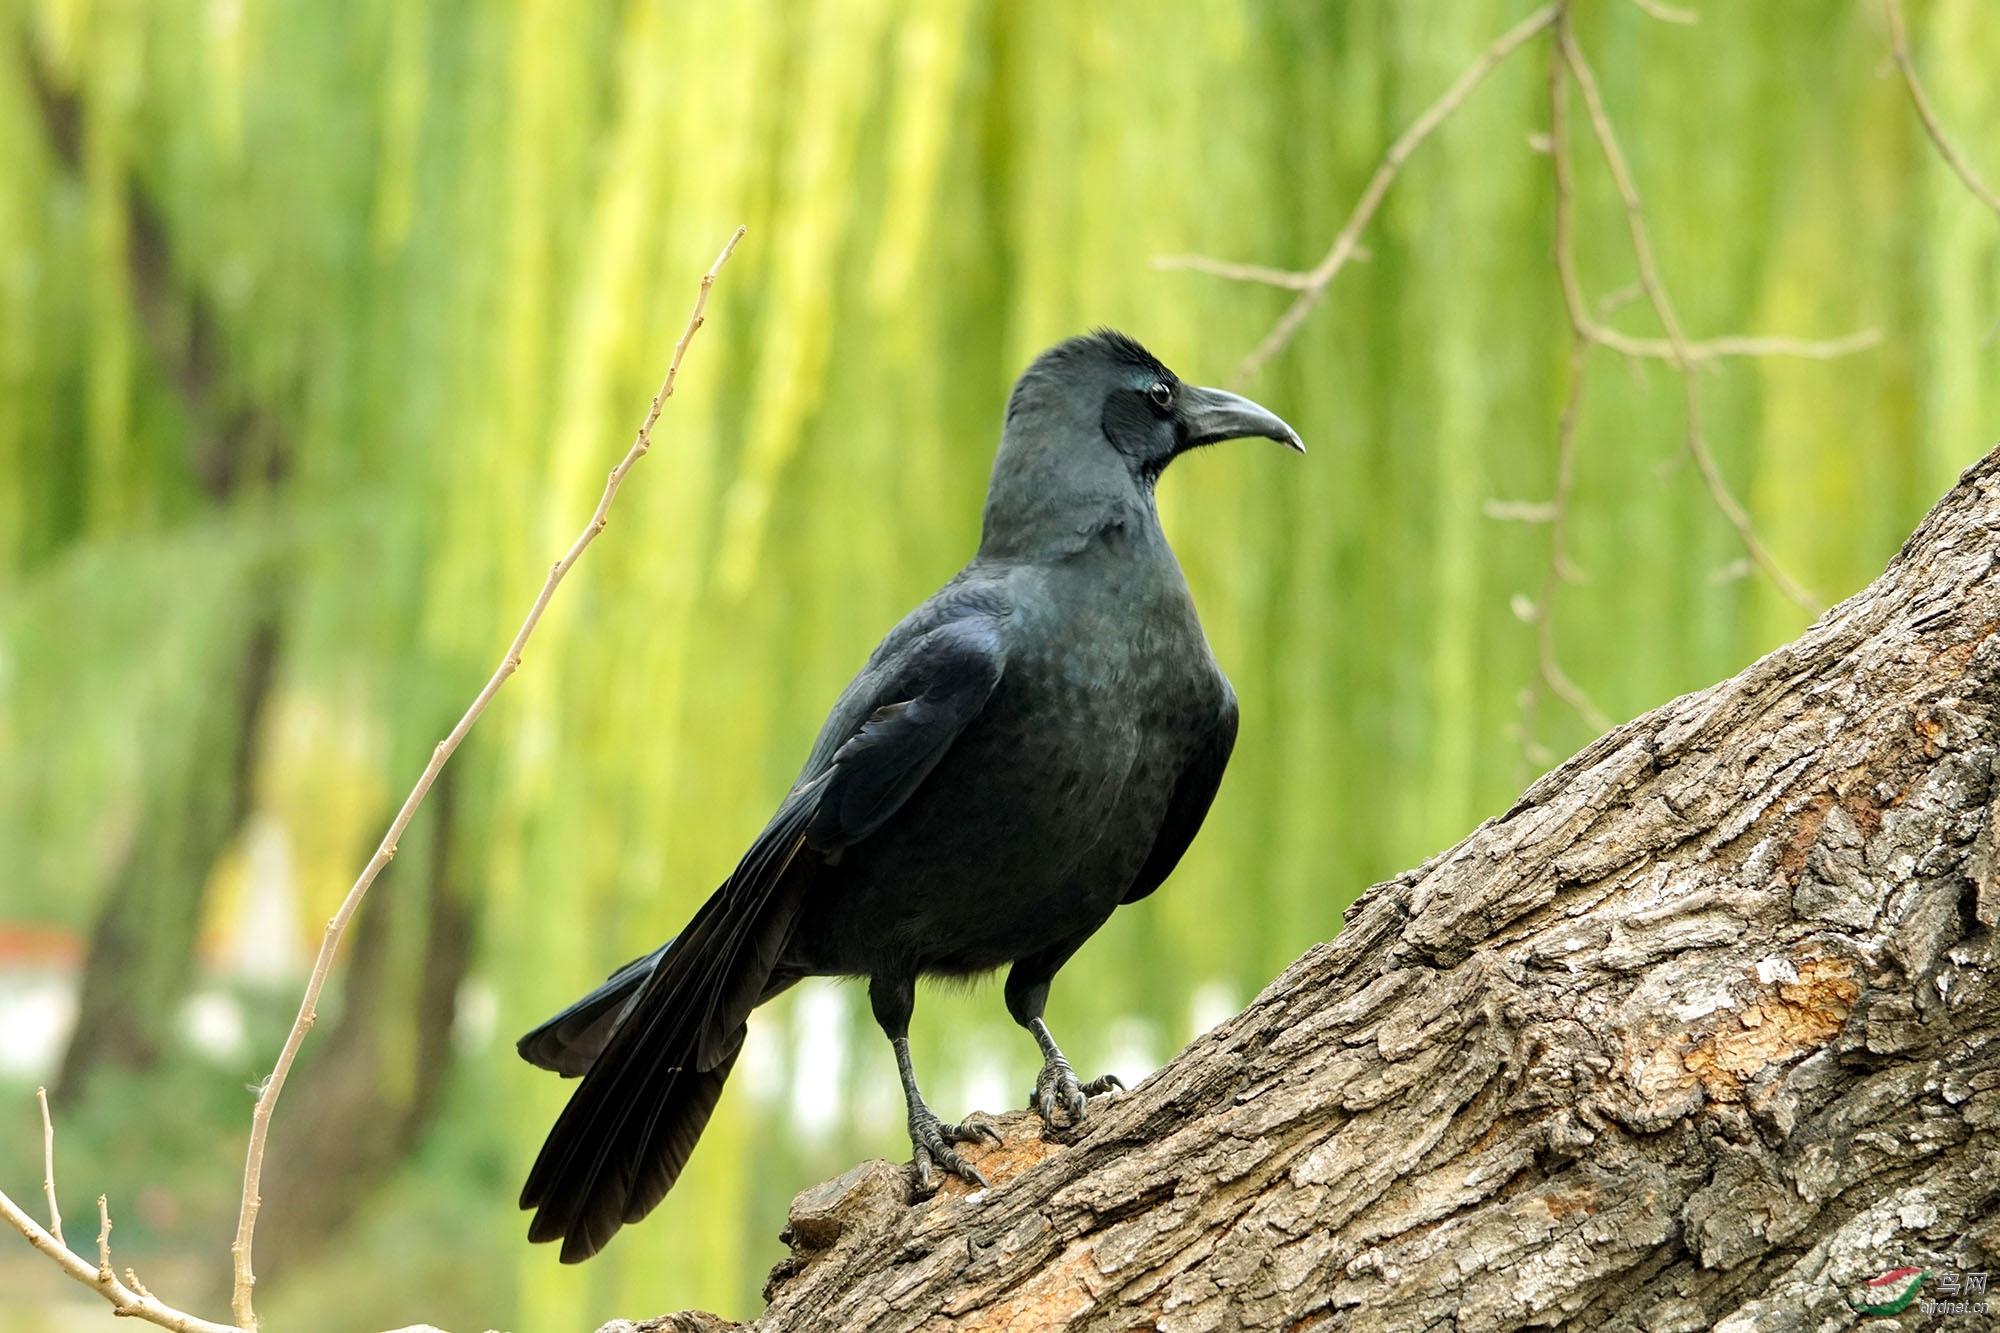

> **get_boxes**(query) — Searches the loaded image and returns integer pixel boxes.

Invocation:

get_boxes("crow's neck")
[978,482,1161,564]
[977,430,1160,564]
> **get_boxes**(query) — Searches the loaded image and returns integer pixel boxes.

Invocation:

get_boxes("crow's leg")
[1005,945,1125,1128]
[870,974,1000,1194]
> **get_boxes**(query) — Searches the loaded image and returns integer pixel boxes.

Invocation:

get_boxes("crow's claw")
[1081,1072,1126,1098]
[908,1111,996,1195]
[1031,1057,1123,1128]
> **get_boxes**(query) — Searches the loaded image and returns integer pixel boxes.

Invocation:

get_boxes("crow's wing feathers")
[809,611,1006,850]
[1122,679,1237,905]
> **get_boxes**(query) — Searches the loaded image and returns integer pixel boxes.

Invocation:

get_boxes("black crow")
[519,330,1301,1261]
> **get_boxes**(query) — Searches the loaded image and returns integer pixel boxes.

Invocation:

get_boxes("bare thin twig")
[1561,31,1822,615]
[1884,0,2000,219]
[1204,3,1561,386]
[96,1194,112,1283]
[0,1140,242,1333]
[1169,240,1880,365]
[1483,499,1559,523]
[1158,2,1875,383]
[1587,325,1881,366]
[225,225,745,1332]
[1628,0,1697,25]
[1511,41,1613,759]
[36,1086,61,1246]
[1535,341,1613,734]
[1151,254,1319,290]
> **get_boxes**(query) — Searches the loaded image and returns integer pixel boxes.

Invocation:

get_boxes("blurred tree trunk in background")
[21,36,296,1104]
[56,607,279,1101]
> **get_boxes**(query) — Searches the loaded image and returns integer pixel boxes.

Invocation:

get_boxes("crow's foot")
[1031,1055,1124,1127]
[907,1110,1001,1195]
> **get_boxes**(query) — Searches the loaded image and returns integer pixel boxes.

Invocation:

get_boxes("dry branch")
[624,443,2000,1333]
[1884,0,2000,221]
[2,228,745,1333]
[36,1086,62,1247]
[1626,0,1696,25]
[1156,3,1561,387]
[1166,3,1876,747]
[223,224,744,1330]
[1514,339,1610,752]
[1558,29,1822,618]
[0,1183,239,1333]
[1508,30,1612,758]
[1153,6,1877,384]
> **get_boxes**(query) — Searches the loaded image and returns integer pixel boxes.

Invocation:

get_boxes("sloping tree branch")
[624,444,2000,1331]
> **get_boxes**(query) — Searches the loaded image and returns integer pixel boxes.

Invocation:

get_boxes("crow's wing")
[806,609,1007,851]
[1121,678,1237,905]
[521,598,1006,1261]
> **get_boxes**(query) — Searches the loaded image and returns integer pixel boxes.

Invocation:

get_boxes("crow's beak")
[1179,385,1306,454]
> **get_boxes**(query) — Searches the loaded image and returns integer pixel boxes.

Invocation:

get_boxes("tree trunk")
[29,28,294,1102]
[56,607,279,1100]
[617,444,2000,1333]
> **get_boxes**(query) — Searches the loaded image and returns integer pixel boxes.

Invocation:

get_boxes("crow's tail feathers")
[517,942,670,1077]
[519,798,817,1263]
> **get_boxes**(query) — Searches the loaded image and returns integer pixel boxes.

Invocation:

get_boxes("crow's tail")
[517,942,671,1077]
[519,801,815,1262]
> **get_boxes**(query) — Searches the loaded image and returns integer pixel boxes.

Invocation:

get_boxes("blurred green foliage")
[1,0,1996,1328]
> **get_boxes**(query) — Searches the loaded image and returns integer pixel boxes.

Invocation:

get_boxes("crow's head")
[1007,330,1303,479]
[983,331,1302,558]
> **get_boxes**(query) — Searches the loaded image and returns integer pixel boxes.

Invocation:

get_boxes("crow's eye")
[1147,380,1173,410]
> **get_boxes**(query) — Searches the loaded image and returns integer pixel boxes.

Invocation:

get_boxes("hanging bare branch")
[1884,0,2000,220]
[1579,324,1879,366]
[1155,3,1560,387]
[1153,3,1879,384]
[1627,0,1697,25]
[1498,2,1861,755]
[1516,341,1613,746]
[1559,30,1823,616]
[1164,3,1859,744]
[1505,40,1617,761]
[1149,254,1322,290]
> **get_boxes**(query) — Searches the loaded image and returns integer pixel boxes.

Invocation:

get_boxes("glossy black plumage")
[519,331,1301,1261]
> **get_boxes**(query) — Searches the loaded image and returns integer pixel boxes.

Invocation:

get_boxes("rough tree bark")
[622,447,2000,1333]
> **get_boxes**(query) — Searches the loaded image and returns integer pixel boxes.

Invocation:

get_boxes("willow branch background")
[0,2,1996,1331]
